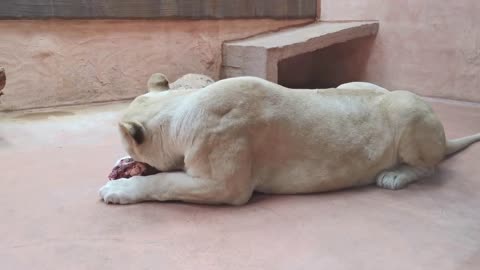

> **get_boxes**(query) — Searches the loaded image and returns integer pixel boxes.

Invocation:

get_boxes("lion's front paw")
[99,178,144,204]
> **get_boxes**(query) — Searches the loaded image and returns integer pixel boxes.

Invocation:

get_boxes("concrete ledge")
[222,21,379,82]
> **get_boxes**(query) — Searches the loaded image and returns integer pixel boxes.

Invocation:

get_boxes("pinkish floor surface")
[0,99,479,270]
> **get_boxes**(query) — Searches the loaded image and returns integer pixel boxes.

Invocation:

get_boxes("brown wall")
[319,0,480,102]
[2,1,479,110]
[0,19,310,111]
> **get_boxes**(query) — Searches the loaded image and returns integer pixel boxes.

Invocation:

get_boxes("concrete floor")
[0,99,479,270]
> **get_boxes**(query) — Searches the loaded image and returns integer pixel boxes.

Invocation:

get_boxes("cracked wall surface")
[0,19,309,111]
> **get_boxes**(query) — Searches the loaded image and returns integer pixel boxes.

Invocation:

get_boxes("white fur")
[99,77,480,205]
[337,82,389,93]
[114,156,131,167]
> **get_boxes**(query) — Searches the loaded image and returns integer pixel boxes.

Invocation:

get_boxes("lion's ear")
[148,73,170,92]
[119,121,145,145]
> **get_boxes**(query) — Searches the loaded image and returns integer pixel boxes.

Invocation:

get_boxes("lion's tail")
[445,133,480,156]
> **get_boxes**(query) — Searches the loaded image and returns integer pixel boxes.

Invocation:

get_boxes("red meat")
[108,157,160,180]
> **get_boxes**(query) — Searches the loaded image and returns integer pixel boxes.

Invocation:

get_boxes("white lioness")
[99,75,480,205]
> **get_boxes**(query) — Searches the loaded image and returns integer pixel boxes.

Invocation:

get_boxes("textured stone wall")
[0,19,309,111]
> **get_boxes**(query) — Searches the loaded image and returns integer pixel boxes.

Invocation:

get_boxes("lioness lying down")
[99,75,480,205]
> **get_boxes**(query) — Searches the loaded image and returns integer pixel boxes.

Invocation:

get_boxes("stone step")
[222,21,379,83]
